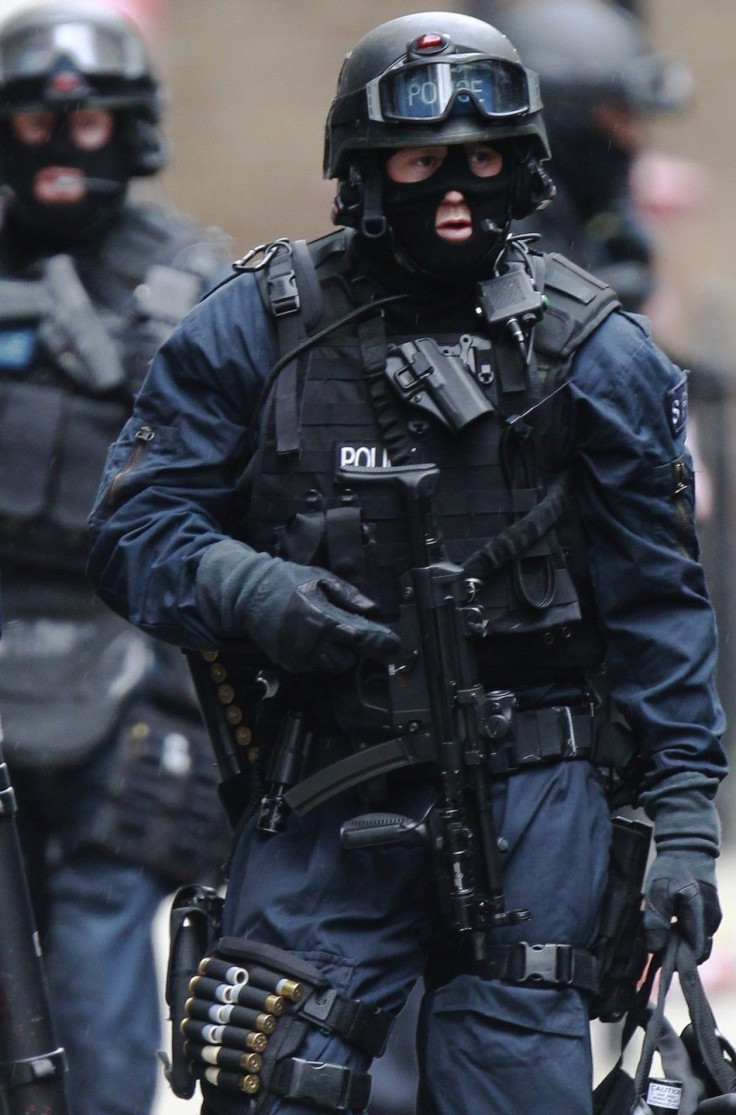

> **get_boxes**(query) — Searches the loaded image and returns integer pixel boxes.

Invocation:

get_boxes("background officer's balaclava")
[0,2,165,243]
[323,11,555,283]
[471,0,692,310]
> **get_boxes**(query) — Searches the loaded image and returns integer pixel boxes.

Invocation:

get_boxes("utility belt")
[487,701,596,775]
[276,697,602,822]
[427,941,600,995]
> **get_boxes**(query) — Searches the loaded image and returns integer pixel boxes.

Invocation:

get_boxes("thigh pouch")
[183,937,395,1114]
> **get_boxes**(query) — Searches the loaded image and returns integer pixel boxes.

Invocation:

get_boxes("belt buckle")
[519,943,573,985]
[519,942,557,983]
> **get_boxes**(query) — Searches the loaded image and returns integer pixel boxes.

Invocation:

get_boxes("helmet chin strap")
[359,157,388,240]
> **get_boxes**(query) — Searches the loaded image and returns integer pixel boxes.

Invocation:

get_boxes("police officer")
[0,6,229,1114]
[87,12,726,1115]
[471,0,694,312]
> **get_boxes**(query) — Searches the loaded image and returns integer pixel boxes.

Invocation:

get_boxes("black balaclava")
[382,142,514,283]
[1,112,129,244]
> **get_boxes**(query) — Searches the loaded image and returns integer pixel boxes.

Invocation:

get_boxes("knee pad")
[181,936,395,1114]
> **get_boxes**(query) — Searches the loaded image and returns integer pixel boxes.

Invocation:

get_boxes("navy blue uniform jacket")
[87,262,727,797]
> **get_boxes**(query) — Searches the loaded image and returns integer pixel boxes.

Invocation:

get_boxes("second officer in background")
[0,6,229,1114]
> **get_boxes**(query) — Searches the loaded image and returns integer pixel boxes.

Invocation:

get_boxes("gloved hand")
[644,849,721,962]
[196,539,401,674]
[640,772,722,963]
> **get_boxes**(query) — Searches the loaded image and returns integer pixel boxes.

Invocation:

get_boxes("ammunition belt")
[184,937,393,1110]
[488,704,596,776]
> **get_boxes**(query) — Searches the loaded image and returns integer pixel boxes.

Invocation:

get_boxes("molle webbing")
[240,233,620,682]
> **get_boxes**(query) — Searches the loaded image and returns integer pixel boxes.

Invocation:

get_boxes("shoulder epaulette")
[534,252,621,361]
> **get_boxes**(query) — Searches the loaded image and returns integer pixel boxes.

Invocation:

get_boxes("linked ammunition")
[198,957,248,985]
[204,1066,260,1095]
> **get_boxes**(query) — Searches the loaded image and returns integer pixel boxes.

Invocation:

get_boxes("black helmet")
[0,2,165,176]
[324,10,554,237]
[485,0,692,117]
[325,10,549,178]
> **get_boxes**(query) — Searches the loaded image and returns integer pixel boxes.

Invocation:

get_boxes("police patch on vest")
[335,442,392,470]
[0,327,36,370]
[667,374,688,436]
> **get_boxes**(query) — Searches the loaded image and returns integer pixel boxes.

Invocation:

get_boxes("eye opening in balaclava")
[1,108,131,243]
[381,139,515,283]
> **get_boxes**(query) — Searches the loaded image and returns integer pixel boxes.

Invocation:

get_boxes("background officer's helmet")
[324,10,554,237]
[0,2,166,179]
[486,0,692,121]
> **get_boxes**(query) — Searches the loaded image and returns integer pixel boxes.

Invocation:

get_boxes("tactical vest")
[0,204,225,575]
[0,204,227,767]
[233,231,619,705]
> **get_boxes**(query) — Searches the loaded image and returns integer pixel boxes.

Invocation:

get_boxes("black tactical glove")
[641,772,722,963]
[196,539,401,674]
[644,850,721,962]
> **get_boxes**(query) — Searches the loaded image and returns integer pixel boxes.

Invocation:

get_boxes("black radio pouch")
[589,814,652,1022]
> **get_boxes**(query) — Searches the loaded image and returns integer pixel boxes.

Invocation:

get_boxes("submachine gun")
[334,462,531,960]
[0,740,70,1115]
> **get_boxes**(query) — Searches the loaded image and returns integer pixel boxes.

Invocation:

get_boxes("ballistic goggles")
[365,56,542,124]
[0,18,150,85]
[618,53,693,113]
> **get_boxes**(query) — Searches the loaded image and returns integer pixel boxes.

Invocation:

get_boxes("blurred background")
[1,1,735,1111]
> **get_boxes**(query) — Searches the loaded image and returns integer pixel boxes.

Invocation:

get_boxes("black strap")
[463,472,571,580]
[473,942,599,993]
[287,703,596,816]
[676,939,736,1096]
[300,988,394,1058]
[268,253,305,456]
[489,704,595,775]
[358,314,415,467]
[634,936,678,1097]
[325,505,367,592]
[271,1057,372,1112]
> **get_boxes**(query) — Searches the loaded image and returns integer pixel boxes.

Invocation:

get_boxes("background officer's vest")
[0,204,220,574]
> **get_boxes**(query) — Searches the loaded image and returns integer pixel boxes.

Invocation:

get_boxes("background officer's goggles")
[0,19,148,82]
[365,57,542,123]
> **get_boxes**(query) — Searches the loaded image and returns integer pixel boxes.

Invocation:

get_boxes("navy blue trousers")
[216,761,611,1114]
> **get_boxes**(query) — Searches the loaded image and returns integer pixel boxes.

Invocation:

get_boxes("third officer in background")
[470,0,693,313]
[478,0,736,782]
[0,5,230,1114]
[88,12,726,1114]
